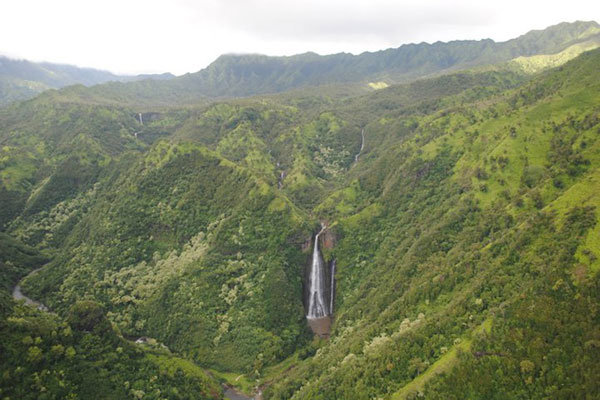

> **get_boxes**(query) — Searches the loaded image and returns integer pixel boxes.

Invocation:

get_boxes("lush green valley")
[0,229,221,399]
[1,21,600,399]
[0,294,222,399]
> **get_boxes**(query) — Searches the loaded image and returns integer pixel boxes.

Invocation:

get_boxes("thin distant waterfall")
[354,128,365,163]
[138,113,143,125]
[307,225,329,319]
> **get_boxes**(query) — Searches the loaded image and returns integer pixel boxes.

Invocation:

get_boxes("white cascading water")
[307,225,329,319]
[329,259,336,314]
[354,128,365,163]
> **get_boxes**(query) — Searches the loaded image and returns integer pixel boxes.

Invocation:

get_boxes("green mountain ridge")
[170,21,600,94]
[181,20,600,95]
[38,20,600,108]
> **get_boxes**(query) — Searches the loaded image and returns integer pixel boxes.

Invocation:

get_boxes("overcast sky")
[1,0,599,75]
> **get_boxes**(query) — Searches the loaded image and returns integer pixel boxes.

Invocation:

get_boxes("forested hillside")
[0,55,174,106]
[0,224,221,399]
[0,294,222,399]
[264,47,600,400]
[1,22,599,400]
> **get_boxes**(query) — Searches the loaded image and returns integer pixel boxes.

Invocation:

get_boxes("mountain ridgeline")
[4,20,599,108]
[169,20,600,97]
[1,21,600,399]
[0,55,175,106]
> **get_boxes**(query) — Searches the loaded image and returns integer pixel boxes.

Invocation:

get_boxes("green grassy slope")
[263,49,600,399]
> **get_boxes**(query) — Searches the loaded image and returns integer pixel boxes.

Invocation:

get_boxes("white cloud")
[0,0,598,75]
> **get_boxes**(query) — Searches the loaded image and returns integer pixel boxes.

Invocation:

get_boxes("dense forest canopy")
[1,21,599,399]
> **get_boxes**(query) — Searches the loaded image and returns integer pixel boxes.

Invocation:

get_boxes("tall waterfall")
[307,225,329,319]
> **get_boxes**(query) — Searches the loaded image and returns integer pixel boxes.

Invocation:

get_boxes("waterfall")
[329,259,336,314]
[138,113,143,125]
[354,128,365,163]
[278,171,286,189]
[307,225,329,319]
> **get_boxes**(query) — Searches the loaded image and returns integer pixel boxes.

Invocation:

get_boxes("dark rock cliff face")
[301,237,312,252]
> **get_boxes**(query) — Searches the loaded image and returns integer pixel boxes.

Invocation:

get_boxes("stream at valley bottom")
[12,269,48,311]
[224,386,258,400]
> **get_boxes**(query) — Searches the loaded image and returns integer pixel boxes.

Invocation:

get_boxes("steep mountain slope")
[0,224,222,399]
[0,232,48,291]
[15,141,313,372]
[0,34,599,400]
[263,48,600,399]
[0,293,222,399]
[0,98,150,228]
[0,55,174,106]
